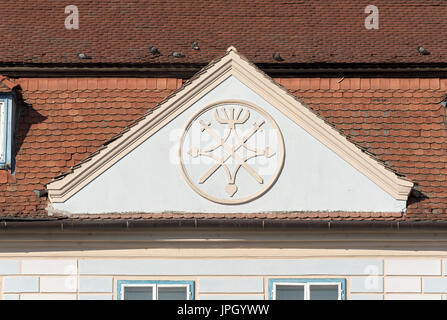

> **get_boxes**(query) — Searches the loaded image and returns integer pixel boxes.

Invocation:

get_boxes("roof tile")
[1,1,447,65]
[0,75,446,221]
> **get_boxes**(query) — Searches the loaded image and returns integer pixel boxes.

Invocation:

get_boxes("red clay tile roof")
[0,76,445,221]
[1,0,447,65]
[278,77,447,218]
[0,78,180,216]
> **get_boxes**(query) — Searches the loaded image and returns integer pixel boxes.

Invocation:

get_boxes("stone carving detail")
[179,101,284,204]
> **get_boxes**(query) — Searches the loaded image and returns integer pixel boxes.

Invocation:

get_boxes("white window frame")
[0,101,4,160]
[120,282,192,300]
[0,95,15,170]
[272,281,342,300]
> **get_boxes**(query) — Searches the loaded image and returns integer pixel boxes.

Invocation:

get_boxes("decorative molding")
[47,47,413,204]
[178,100,285,204]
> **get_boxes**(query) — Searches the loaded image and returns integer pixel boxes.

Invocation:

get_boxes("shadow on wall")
[15,94,47,157]
[407,188,429,209]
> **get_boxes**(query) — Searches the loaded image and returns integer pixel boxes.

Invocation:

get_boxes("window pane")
[158,286,188,300]
[275,285,305,300]
[123,286,153,300]
[309,285,339,300]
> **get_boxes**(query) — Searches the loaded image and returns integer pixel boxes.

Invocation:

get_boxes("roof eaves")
[5,215,447,231]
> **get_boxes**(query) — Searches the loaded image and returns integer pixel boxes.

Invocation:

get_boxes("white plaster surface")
[198,277,264,293]
[385,259,441,275]
[79,258,382,275]
[53,75,406,213]
[79,294,113,300]
[40,276,77,292]
[0,260,20,275]
[3,277,39,293]
[385,277,421,293]
[79,277,113,292]
[385,294,441,300]
[21,259,77,275]
[350,276,383,293]
[349,294,383,300]
[424,278,447,293]
[20,293,77,300]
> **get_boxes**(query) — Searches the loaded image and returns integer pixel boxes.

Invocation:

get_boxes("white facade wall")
[1,256,447,300]
[0,229,444,300]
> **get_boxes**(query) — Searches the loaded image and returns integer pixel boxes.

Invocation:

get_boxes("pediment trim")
[47,47,413,203]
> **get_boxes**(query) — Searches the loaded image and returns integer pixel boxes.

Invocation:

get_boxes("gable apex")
[47,48,413,206]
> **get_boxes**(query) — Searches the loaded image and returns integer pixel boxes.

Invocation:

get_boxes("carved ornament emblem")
[179,101,284,204]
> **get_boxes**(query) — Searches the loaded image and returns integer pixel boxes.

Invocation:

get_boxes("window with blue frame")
[0,93,16,171]
[117,280,195,300]
[268,278,346,300]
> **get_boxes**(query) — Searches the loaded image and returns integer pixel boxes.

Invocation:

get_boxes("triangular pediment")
[47,47,413,215]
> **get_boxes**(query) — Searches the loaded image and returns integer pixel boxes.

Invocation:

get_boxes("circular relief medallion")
[179,101,285,204]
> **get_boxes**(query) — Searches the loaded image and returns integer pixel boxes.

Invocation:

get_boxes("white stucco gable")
[47,47,413,214]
